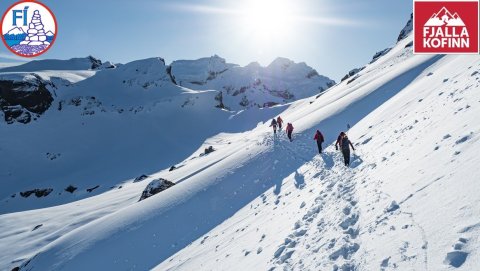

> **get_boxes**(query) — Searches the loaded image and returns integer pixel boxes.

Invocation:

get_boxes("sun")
[239,0,295,45]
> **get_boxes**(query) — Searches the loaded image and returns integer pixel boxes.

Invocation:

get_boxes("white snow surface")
[1,32,480,271]
[0,57,103,72]
[0,55,303,214]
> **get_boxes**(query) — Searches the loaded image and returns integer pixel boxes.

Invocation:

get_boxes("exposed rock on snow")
[0,79,53,124]
[19,188,53,198]
[139,178,175,201]
[370,48,392,64]
[64,185,77,193]
[386,201,400,212]
[133,175,149,183]
[32,224,43,231]
[86,185,100,193]
[202,146,215,156]
[397,13,413,42]
[341,67,364,83]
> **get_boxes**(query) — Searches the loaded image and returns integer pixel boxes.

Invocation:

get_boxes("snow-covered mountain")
[6,27,26,35]
[170,56,335,109]
[1,15,480,271]
[0,55,332,214]
[0,56,106,72]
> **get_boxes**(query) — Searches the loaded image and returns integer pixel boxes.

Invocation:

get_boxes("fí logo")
[1,0,57,57]
[414,0,479,54]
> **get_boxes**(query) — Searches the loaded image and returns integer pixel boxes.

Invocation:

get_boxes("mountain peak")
[6,27,25,35]
[268,57,295,68]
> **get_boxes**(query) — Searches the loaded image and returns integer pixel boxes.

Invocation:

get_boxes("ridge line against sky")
[0,0,411,81]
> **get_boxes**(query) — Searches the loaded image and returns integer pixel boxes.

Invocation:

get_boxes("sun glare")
[240,0,295,45]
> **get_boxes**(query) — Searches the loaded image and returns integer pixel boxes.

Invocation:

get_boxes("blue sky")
[0,0,411,81]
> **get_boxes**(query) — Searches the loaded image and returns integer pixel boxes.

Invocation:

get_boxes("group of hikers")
[269,116,294,142]
[269,116,355,167]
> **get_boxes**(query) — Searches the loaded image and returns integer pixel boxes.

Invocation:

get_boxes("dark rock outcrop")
[88,56,102,69]
[133,174,149,183]
[32,224,43,231]
[86,185,100,193]
[64,185,77,193]
[20,188,53,198]
[397,13,413,42]
[370,48,392,64]
[0,79,53,124]
[165,65,177,85]
[139,178,175,201]
[204,146,215,155]
[341,67,364,82]
[214,91,226,109]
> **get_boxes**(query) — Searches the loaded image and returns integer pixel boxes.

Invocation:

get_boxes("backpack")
[341,137,350,150]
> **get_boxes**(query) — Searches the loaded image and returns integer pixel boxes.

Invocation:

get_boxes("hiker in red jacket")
[286,123,294,142]
[277,116,284,130]
[313,130,324,154]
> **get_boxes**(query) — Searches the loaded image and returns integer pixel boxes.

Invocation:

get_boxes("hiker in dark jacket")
[339,133,355,166]
[286,123,294,141]
[313,130,324,154]
[335,132,346,151]
[277,116,284,130]
[269,119,278,135]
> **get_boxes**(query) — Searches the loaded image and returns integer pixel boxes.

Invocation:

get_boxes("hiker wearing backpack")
[313,130,324,154]
[339,133,355,166]
[335,132,346,151]
[286,123,294,142]
[269,118,278,135]
[277,116,284,130]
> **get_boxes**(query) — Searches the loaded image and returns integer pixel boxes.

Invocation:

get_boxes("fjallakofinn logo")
[414,0,479,54]
[1,0,57,57]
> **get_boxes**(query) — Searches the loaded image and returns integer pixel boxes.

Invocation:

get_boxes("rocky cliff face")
[0,77,53,124]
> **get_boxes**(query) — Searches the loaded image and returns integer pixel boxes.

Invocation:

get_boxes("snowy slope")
[156,47,480,271]
[0,56,106,72]
[0,55,319,214]
[2,17,480,271]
